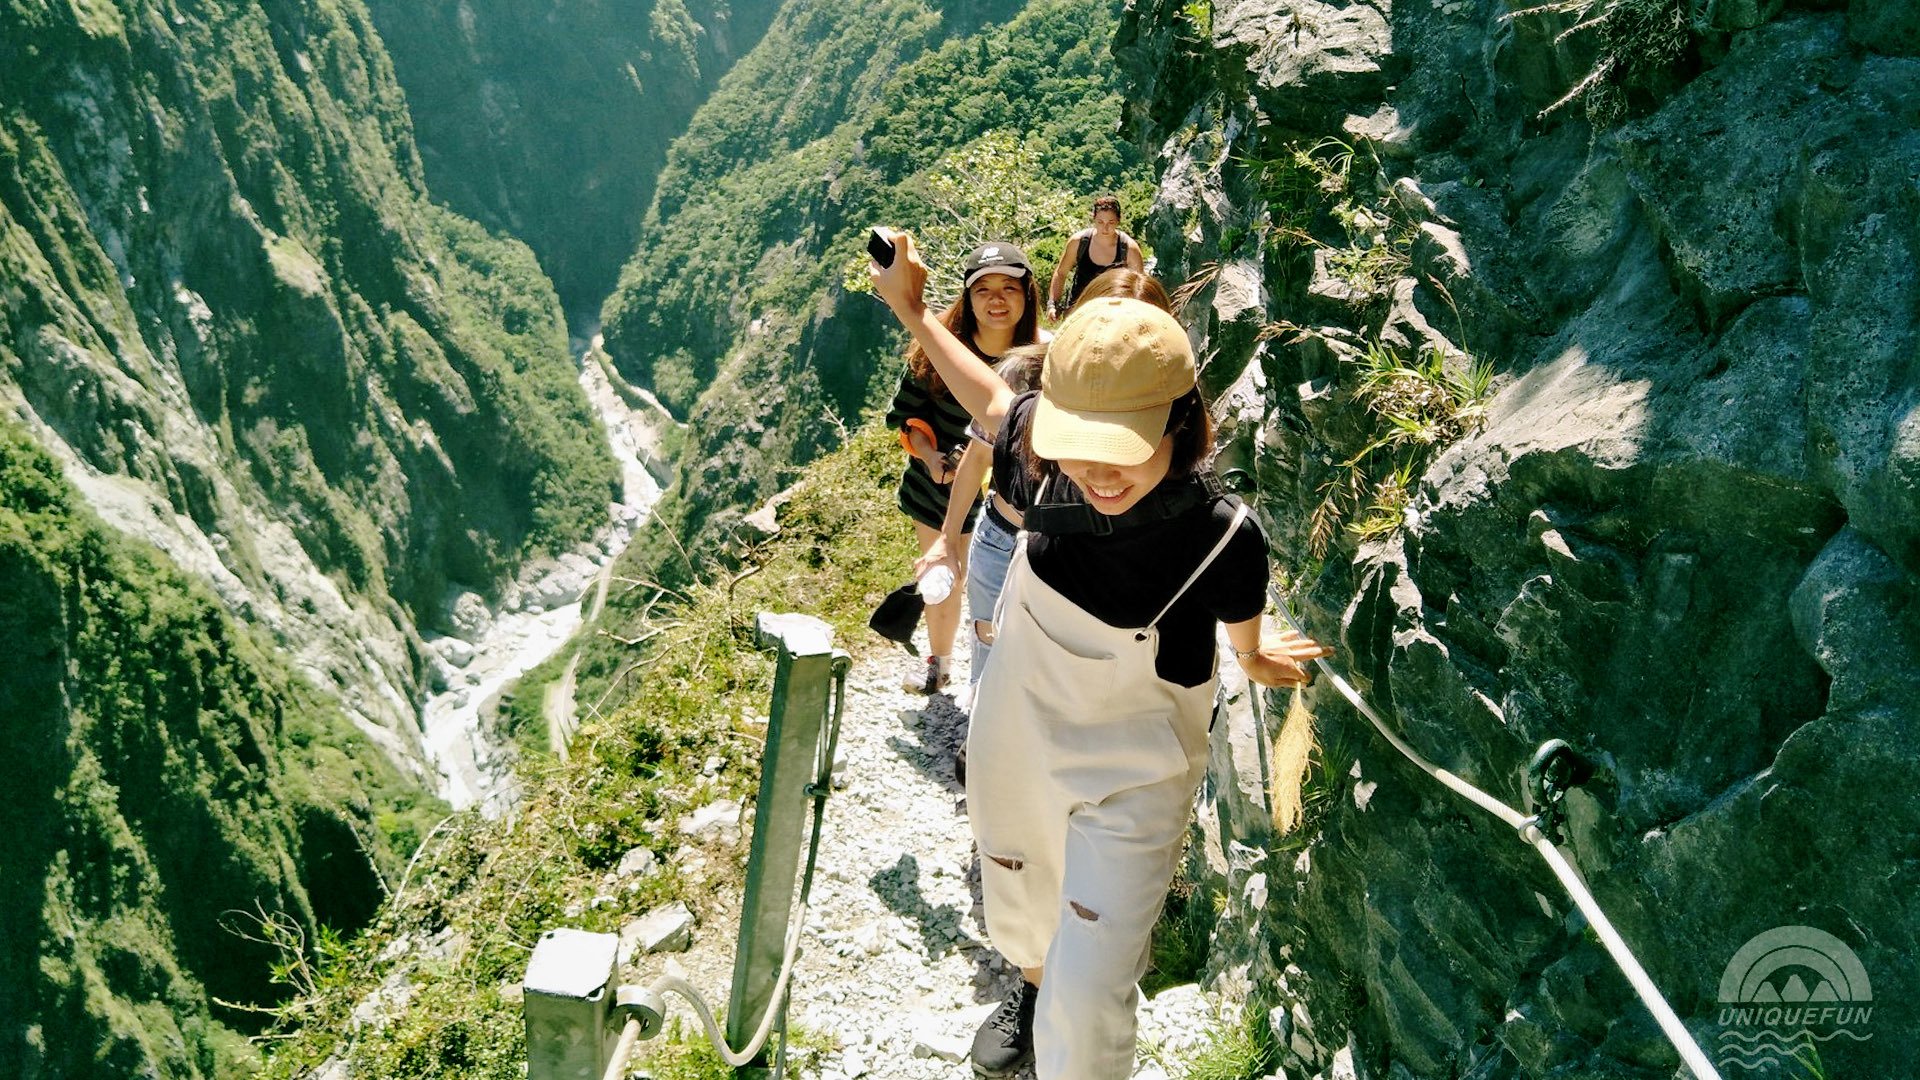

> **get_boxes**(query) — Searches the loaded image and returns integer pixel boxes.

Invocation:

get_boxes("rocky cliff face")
[362,0,783,314]
[1119,0,1918,1075]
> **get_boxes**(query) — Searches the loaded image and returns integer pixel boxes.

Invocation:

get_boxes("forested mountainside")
[361,0,784,315]
[1111,0,1919,1076]
[1,0,613,1072]
[7,0,1917,1074]
[0,417,436,1075]
[583,0,1154,710]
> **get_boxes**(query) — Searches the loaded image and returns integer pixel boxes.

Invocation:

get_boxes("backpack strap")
[1146,501,1249,630]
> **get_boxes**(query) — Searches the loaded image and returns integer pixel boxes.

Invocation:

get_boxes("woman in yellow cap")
[872,229,1331,1079]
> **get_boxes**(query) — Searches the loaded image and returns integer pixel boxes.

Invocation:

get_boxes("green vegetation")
[258,426,917,1076]
[1302,341,1493,554]
[1178,1002,1282,1080]
[1,0,617,624]
[2,1,623,1071]
[423,206,620,556]
[640,1016,832,1080]
[361,0,782,311]
[598,0,1153,623]
[1143,855,1221,998]
[0,418,441,1078]
[1234,135,1421,303]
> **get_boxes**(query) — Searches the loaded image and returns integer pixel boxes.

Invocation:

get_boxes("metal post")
[725,613,840,1076]
[524,928,620,1080]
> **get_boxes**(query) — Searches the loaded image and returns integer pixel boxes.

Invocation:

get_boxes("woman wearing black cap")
[872,229,1330,1079]
[884,241,1043,693]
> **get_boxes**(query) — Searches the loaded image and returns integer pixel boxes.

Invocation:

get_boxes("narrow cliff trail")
[623,644,1227,1080]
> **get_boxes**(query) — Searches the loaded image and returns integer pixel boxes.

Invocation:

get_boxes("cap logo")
[981,247,1001,259]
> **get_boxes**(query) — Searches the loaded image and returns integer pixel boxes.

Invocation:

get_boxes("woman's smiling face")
[1057,434,1175,515]
[968,273,1026,334]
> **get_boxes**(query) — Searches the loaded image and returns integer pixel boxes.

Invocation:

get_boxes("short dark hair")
[1090,195,1122,220]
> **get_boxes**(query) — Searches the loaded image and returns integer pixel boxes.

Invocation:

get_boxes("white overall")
[967,503,1248,1079]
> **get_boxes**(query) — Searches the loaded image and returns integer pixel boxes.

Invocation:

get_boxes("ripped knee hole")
[1068,901,1100,922]
[973,620,995,646]
[987,855,1024,871]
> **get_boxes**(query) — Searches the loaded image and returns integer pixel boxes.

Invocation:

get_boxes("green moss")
[0,417,442,1077]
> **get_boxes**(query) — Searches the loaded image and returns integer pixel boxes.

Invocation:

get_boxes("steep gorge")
[1,0,616,1070]
[360,0,784,314]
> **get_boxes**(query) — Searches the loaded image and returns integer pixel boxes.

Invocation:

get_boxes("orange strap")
[898,417,936,456]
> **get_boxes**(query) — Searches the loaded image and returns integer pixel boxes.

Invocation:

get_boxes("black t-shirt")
[992,392,1269,686]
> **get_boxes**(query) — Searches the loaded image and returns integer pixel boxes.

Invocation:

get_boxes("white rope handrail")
[1267,585,1721,1080]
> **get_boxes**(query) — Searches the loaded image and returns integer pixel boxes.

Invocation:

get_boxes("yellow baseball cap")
[1031,298,1196,466]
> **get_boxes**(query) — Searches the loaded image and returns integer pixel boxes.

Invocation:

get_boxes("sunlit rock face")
[1120,0,1920,1075]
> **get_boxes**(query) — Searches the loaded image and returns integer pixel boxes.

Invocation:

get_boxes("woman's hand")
[919,449,954,485]
[1236,626,1335,689]
[914,534,959,581]
[870,227,929,317]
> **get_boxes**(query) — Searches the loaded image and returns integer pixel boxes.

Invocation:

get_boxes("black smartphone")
[867,228,896,268]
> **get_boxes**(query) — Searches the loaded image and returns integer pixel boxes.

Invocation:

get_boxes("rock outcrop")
[1121,0,1919,1075]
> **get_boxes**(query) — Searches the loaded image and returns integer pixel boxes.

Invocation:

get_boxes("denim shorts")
[965,505,1019,685]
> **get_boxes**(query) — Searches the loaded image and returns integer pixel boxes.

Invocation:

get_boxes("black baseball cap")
[962,242,1031,288]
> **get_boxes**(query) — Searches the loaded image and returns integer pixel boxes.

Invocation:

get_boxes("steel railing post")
[726,613,841,1075]
[524,928,620,1080]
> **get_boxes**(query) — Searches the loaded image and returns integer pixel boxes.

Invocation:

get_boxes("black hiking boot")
[971,981,1037,1077]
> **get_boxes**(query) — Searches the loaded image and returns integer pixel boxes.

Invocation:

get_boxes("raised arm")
[1048,233,1079,315]
[871,228,1015,430]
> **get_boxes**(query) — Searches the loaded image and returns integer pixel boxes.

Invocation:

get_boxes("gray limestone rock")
[621,901,696,958]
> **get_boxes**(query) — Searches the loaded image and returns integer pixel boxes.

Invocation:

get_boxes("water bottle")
[917,564,955,605]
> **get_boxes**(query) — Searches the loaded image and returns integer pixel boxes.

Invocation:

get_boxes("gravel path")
[627,641,1223,1079]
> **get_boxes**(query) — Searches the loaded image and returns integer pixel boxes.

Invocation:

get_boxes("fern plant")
[1305,342,1494,555]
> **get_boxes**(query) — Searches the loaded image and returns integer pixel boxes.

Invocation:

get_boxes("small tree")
[910,130,1082,304]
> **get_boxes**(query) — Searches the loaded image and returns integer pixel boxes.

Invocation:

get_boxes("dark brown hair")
[1090,194,1123,221]
[906,266,1042,394]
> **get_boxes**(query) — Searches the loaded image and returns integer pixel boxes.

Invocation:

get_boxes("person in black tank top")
[1047,194,1145,318]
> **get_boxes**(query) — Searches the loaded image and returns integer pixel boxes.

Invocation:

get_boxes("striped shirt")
[885,369,981,531]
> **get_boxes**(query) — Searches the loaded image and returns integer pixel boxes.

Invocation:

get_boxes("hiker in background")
[885,241,1042,694]
[872,230,1330,1079]
[1046,194,1144,319]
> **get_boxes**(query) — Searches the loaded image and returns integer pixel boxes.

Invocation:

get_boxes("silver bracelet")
[1232,645,1260,660]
